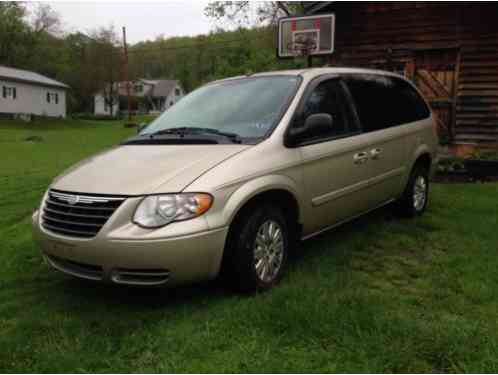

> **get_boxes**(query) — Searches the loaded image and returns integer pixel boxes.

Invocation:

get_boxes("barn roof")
[0,65,69,89]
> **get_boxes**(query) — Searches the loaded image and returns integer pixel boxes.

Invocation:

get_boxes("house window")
[2,86,16,100]
[47,92,58,104]
[175,88,180,96]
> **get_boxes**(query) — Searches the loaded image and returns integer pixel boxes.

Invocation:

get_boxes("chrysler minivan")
[32,68,438,292]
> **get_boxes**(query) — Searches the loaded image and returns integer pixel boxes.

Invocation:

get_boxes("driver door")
[291,77,373,236]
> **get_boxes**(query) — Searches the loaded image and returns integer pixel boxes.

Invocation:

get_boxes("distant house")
[94,79,184,116]
[0,65,69,118]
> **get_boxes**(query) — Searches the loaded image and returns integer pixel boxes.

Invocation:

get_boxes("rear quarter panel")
[400,115,439,190]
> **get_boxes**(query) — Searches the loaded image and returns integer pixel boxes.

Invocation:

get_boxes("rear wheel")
[223,204,289,293]
[397,164,430,217]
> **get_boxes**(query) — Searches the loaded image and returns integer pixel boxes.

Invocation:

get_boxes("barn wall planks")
[456,5,498,145]
[308,2,498,146]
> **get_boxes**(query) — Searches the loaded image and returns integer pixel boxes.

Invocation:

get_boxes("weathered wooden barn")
[304,2,498,149]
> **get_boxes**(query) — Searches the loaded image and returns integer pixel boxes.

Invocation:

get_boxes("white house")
[0,65,69,118]
[94,79,184,116]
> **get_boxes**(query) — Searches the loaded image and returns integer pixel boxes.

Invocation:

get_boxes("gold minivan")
[32,68,438,292]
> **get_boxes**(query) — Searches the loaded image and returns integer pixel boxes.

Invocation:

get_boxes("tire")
[397,164,430,217]
[222,204,289,293]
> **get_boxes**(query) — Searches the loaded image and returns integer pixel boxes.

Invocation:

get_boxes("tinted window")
[345,74,430,133]
[296,79,357,142]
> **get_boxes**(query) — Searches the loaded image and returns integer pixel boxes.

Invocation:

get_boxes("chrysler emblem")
[67,195,80,205]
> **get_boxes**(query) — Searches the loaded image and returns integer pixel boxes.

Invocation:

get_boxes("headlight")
[133,193,213,228]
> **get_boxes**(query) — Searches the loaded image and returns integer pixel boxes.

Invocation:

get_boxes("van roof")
[213,67,406,84]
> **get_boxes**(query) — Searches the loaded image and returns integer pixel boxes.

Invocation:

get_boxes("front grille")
[41,190,126,238]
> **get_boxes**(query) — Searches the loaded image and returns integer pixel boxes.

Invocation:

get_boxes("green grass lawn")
[1,118,498,373]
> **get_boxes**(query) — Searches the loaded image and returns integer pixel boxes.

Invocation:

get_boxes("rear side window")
[344,74,430,133]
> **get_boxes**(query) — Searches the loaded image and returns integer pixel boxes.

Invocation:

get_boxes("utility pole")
[122,26,132,123]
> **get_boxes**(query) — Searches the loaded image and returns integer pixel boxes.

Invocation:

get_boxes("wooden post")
[122,26,132,122]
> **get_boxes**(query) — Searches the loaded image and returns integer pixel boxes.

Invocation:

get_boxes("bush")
[437,156,466,174]
[468,149,498,161]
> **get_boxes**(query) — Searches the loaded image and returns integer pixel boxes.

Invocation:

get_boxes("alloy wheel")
[413,175,427,211]
[253,220,284,283]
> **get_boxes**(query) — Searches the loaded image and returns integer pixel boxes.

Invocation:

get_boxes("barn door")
[412,49,458,143]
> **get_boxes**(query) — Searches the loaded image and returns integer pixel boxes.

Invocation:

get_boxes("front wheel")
[397,165,430,217]
[223,204,289,293]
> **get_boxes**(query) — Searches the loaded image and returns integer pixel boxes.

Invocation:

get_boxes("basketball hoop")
[278,14,335,59]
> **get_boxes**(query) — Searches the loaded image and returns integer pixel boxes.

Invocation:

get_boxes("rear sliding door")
[343,74,427,207]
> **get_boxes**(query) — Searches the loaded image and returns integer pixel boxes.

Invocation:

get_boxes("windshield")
[142,76,301,140]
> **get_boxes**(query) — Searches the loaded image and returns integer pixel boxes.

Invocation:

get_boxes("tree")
[88,26,122,116]
[63,32,98,112]
[204,1,303,25]
[0,2,306,114]
[30,3,61,35]
[0,2,35,67]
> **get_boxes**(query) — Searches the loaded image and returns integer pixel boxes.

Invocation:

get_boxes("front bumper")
[32,209,228,286]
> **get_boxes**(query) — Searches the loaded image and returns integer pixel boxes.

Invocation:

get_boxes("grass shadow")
[290,204,396,264]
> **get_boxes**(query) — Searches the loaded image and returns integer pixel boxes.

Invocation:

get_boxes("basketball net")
[287,38,318,58]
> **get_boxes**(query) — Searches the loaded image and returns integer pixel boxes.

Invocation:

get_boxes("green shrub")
[437,156,465,174]
[468,149,498,161]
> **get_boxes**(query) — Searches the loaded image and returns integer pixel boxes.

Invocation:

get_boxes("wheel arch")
[222,175,303,230]
[217,175,302,283]
[411,144,433,169]
[413,152,432,171]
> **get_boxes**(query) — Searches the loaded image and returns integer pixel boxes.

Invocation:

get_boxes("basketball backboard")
[278,14,335,58]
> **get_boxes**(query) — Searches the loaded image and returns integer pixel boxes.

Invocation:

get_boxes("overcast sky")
[46,1,222,43]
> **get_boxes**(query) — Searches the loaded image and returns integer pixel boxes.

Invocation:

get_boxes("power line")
[81,30,274,56]
[127,35,274,55]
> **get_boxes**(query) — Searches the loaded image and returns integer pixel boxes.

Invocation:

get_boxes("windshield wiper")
[145,127,189,137]
[146,127,242,144]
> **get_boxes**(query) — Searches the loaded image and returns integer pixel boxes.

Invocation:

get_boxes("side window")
[345,74,430,133]
[297,79,355,142]
[392,78,431,123]
[2,86,16,100]
[344,75,393,132]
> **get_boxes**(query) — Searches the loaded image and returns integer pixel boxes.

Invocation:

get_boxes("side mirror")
[137,122,148,133]
[287,113,333,146]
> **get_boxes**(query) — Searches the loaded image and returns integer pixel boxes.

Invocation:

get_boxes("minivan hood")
[51,144,249,195]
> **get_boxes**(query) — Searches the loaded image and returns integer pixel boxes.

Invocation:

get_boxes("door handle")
[353,152,369,164]
[370,148,383,160]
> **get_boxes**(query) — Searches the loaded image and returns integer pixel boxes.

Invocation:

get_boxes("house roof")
[98,79,180,97]
[150,80,179,97]
[0,65,69,89]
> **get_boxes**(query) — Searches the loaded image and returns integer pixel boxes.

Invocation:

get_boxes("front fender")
[205,174,304,230]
